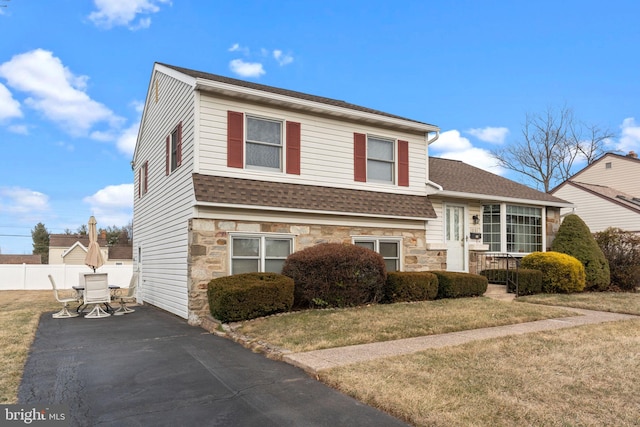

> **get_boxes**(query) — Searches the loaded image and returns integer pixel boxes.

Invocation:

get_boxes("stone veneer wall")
[186,218,446,323]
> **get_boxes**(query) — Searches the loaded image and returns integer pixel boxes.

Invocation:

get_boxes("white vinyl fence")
[0,264,134,290]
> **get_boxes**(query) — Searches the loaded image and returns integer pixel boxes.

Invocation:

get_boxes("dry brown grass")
[320,319,640,426]
[518,292,640,315]
[236,297,576,352]
[0,290,63,404]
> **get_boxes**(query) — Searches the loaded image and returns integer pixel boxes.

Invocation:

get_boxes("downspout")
[426,130,443,191]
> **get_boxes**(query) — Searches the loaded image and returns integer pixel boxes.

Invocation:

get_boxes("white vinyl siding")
[554,184,640,233]
[132,70,195,319]
[197,94,427,196]
[572,155,640,196]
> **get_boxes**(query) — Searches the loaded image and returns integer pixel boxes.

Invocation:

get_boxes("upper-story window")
[246,116,282,171]
[227,111,301,175]
[166,121,182,175]
[367,136,395,183]
[138,161,148,197]
[354,133,409,186]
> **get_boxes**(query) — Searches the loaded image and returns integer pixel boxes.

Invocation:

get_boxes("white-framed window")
[246,115,283,171]
[230,234,293,274]
[353,237,401,272]
[139,161,148,197]
[367,135,395,183]
[482,204,543,253]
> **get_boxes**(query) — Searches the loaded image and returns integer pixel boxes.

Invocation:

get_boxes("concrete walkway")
[282,307,638,374]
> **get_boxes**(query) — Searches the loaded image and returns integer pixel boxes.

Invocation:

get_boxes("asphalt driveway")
[19,305,407,426]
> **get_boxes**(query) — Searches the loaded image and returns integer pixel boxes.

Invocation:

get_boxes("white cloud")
[618,117,640,154]
[83,184,133,226]
[228,43,250,55]
[273,50,294,66]
[0,49,123,137]
[0,82,22,121]
[229,59,265,78]
[8,124,28,134]
[88,0,170,30]
[430,130,505,175]
[117,121,140,157]
[466,126,509,144]
[0,187,50,214]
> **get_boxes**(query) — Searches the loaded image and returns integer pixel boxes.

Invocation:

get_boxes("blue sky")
[1,0,639,254]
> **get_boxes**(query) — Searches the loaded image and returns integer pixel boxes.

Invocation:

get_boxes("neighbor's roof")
[49,234,108,248]
[564,181,640,213]
[192,174,437,219]
[157,63,436,128]
[0,254,42,264]
[429,157,571,205]
[109,245,133,260]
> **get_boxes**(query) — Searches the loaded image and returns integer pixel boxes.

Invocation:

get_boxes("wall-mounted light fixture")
[472,215,480,225]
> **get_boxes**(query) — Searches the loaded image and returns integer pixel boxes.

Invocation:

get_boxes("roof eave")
[192,200,436,221]
[433,190,574,208]
[193,79,439,134]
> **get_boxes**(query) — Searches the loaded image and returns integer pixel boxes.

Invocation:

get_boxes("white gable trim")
[61,241,88,258]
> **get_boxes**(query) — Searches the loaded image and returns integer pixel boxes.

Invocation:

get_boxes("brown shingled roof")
[566,181,640,213]
[49,234,108,248]
[429,157,569,204]
[192,174,437,219]
[0,254,42,264]
[109,245,133,260]
[158,63,434,127]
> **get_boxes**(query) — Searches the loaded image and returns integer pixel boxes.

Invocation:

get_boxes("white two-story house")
[132,63,571,323]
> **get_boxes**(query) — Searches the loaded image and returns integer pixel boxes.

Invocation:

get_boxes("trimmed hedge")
[207,273,294,323]
[383,272,439,303]
[520,252,586,293]
[282,243,386,309]
[432,271,488,299]
[551,214,610,291]
[479,268,543,296]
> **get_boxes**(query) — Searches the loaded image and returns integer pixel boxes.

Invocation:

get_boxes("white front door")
[445,205,466,271]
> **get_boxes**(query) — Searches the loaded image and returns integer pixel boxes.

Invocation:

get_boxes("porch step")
[483,284,515,302]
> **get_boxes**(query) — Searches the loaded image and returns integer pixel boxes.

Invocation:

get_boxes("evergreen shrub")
[551,214,610,291]
[281,243,386,308]
[432,271,488,299]
[383,272,439,303]
[207,273,294,323]
[520,252,586,293]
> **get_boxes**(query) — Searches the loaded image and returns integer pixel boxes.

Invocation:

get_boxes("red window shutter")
[227,111,244,168]
[176,121,183,167]
[354,133,367,182]
[143,162,148,194]
[165,135,170,176]
[286,121,301,175]
[138,169,141,197]
[398,140,409,186]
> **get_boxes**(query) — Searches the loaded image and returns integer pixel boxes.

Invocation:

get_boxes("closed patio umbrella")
[85,216,105,272]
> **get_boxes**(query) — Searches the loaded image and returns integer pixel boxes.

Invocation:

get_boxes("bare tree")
[492,105,614,192]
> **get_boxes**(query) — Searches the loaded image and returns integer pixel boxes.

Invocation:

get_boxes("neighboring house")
[48,234,133,266]
[0,254,42,264]
[132,62,572,323]
[550,152,640,233]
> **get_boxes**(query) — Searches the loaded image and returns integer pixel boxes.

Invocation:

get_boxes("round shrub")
[207,273,294,323]
[281,243,386,309]
[551,214,610,291]
[520,251,586,293]
[383,272,438,303]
